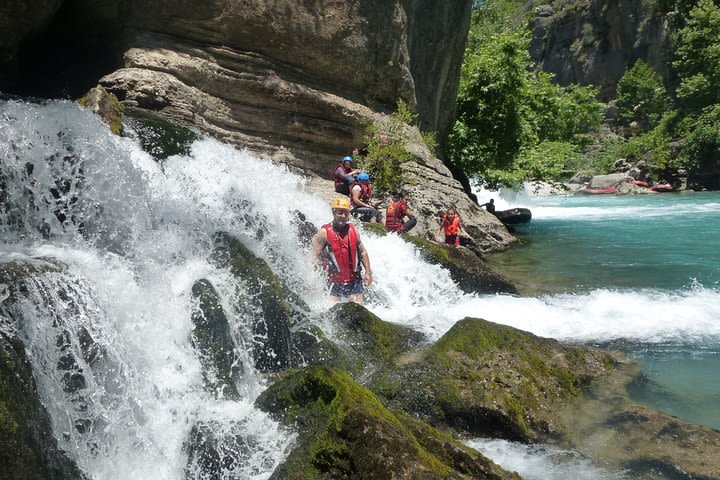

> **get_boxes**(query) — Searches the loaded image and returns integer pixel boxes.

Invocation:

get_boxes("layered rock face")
[97,0,473,176]
[530,0,673,99]
[2,0,516,251]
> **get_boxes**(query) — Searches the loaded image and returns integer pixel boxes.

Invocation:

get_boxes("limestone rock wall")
[94,0,473,177]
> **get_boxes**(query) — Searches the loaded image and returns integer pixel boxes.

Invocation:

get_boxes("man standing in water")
[311,197,373,304]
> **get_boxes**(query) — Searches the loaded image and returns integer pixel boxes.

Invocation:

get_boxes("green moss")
[504,395,528,435]
[331,302,423,364]
[257,365,511,479]
[404,234,451,262]
[123,110,199,159]
[77,88,124,135]
[0,400,19,437]
[429,318,526,363]
[564,346,589,367]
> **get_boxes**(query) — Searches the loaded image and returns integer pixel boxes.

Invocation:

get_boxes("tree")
[616,59,669,130]
[673,0,720,111]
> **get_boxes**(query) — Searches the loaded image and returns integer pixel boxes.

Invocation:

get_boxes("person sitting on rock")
[385,190,416,234]
[436,206,469,246]
[311,197,373,304]
[480,198,496,214]
[334,155,359,195]
[350,173,383,223]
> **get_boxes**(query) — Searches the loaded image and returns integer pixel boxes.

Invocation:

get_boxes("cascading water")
[3,97,720,478]
[0,98,475,479]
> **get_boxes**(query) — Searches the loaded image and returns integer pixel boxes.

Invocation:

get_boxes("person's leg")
[351,207,373,222]
[402,217,417,233]
[348,277,365,304]
[348,293,364,304]
[373,209,383,224]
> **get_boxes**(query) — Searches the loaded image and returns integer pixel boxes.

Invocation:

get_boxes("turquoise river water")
[486,190,720,431]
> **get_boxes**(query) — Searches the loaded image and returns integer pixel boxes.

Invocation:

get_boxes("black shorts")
[329,277,363,297]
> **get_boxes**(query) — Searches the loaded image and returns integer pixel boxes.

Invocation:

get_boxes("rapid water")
[2,98,718,479]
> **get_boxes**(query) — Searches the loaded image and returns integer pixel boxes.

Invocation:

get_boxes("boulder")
[210,232,301,373]
[588,173,632,189]
[190,279,243,400]
[0,326,86,480]
[369,318,617,442]
[358,226,517,295]
[255,365,519,480]
[560,362,720,479]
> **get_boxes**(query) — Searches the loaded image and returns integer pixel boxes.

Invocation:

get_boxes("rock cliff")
[530,0,674,99]
[2,0,513,250]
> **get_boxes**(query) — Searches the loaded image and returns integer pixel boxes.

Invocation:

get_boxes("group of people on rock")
[314,154,486,304]
[333,155,413,233]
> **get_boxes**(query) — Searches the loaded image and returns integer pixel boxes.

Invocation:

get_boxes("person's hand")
[363,271,373,286]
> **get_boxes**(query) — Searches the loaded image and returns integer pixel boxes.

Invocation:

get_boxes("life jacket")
[350,181,372,206]
[322,223,360,284]
[334,165,353,192]
[385,201,405,232]
[442,214,460,236]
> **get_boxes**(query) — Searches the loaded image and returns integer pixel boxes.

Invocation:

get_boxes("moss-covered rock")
[404,236,518,295]
[289,323,356,373]
[190,279,242,400]
[370,318,617,443]
[329,302,425,366]
[0,327,85,480]
[77,85,124,135]
[211,232,302,372]
[255,365,519,480]
[122,109,199,160]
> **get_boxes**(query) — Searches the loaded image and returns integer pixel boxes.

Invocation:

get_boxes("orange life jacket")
[385,200,405,232]
[441,214,460,236]
[322,223,360,284]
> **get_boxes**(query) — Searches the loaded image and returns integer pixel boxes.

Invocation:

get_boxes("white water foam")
[466,438,629,480]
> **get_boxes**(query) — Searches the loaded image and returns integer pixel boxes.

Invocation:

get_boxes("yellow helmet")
[331,197,351,211]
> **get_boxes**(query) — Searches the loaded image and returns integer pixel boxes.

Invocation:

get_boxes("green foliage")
[448,8,603,188]
[359,99,435,195]
[677,107,720,177]
[616,59,669,130]
[448,30,530,189]
[516,141,582,181]
[673,0,720,111]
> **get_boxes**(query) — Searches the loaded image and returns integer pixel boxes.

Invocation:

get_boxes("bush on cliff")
[358,99,436,195]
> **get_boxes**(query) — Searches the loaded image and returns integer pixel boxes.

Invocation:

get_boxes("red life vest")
[322,223,360,284]
[385,201,405,232]
[442,214,460,236]
[350,181,372,206]
[334,165,353,192]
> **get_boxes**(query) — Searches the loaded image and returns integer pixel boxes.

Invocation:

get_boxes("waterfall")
[0,97,470,479]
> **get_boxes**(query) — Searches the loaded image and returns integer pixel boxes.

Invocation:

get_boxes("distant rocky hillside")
[529,0,674,99]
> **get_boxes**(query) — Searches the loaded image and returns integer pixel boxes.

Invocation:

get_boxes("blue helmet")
[357,172,370,181]
[342,156,353,164]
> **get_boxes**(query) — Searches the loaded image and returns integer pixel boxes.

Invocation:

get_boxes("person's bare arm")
[351,186,372,208]
[311,228,327,265]
[357,236,373,286]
